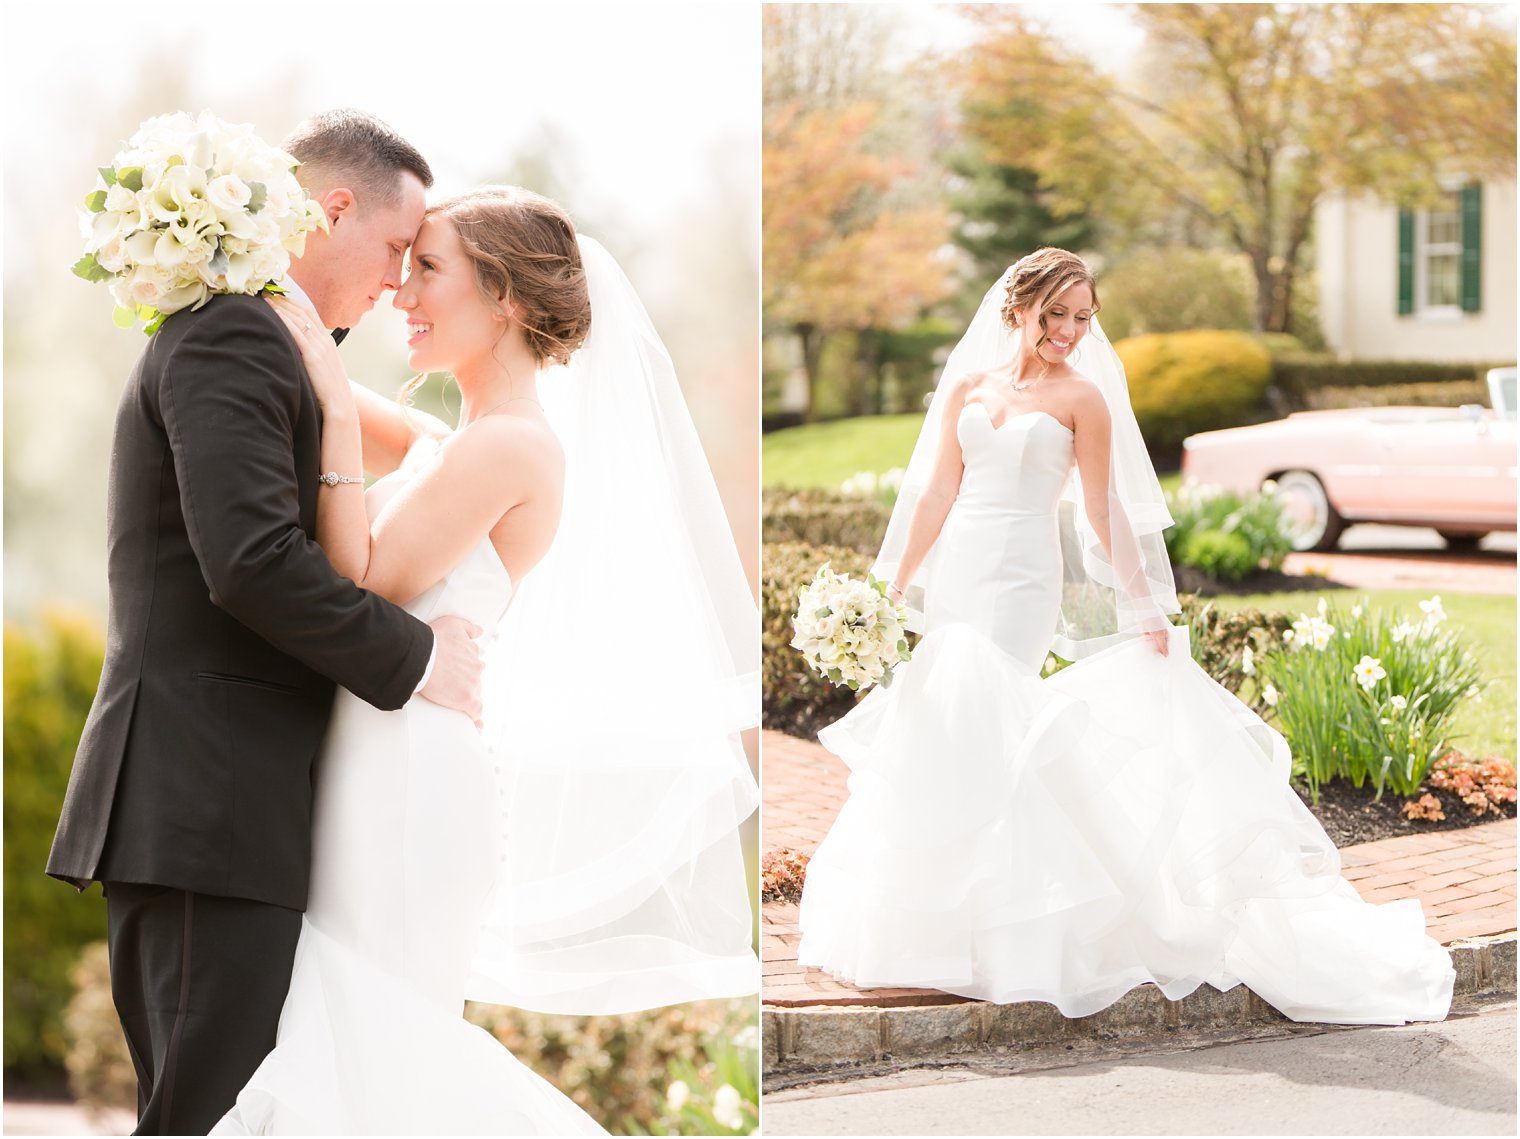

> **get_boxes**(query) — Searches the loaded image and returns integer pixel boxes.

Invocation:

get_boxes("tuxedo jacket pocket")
[195,670,304,696]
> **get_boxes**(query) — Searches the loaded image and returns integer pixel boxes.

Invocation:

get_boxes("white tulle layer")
[797,624,1454,1026]
[211,923,605,1136]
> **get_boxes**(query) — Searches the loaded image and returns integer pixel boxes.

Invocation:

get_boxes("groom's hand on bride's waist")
[421,616,486,725]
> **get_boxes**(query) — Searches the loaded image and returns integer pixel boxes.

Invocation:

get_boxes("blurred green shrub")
[1273,356,1510,402]
[1305,379,1489,410]
[466,998,758,1135]
[1166,482,1294,580]
[1117,330,1273,450]
[1177,597,1294,715]
[4,611,106,1077]
[762,487,891,554]
[1097,248,1255,341]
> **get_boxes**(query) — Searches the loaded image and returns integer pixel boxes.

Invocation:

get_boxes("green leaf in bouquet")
[880,668,894,689]
[84,190,107,213]
[247,181,268,214]
[118,166,144,192]
[98,166,118,187]
[814,608,831,619]
[846,678,860,691]
[71,254,112,283]
[826,667,842,685]
[141,308,168,335]
[165,154,185,170]
[111,305,137,329]
[897,639,910,656]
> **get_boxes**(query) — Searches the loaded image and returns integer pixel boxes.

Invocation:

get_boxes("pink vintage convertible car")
[1180,368,1517,551]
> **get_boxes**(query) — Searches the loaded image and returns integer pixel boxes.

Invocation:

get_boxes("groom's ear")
[318,187,357,227]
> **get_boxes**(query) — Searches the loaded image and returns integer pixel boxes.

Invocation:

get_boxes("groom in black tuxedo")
[47,110,482,1134]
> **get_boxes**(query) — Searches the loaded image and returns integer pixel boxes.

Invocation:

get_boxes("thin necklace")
[1009,355,1051,393]
[468,393,542,424]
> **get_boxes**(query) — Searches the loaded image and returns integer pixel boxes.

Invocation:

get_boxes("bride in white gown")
[797,248,1454,1026]
[215,188,759,1134]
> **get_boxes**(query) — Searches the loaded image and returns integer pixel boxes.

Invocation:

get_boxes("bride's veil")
[873,262,1179,657]
[468,236,760,1014]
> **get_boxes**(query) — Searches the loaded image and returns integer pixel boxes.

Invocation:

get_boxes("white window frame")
[1415,187,1464,322]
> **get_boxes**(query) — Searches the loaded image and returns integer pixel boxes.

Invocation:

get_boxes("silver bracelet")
[318,471,364,488]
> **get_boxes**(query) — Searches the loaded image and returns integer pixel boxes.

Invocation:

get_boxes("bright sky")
[3,3,758,233]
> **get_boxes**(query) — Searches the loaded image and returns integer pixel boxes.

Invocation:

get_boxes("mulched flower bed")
[1296,778,1516,848]
[1173,564,1352,598]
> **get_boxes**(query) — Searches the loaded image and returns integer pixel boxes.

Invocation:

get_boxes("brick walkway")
[761,729,1517,1008]
[1282,546,1514,596]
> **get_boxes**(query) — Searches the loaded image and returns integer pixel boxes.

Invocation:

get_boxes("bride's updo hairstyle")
[1000,247,1100,348]
[428,185,592,368]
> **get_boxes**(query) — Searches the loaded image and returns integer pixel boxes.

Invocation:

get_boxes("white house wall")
[1316,182,1516,364]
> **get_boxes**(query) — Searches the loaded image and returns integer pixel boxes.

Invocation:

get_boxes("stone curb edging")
[763,933,1516,1079]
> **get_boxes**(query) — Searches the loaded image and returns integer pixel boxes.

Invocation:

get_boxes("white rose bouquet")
[73,110,328,334]
[790,563,912,691]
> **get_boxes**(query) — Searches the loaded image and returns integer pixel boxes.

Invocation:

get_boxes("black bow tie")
[331,328,349,346]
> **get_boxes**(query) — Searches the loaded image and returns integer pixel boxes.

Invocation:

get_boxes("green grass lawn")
[763,414,1186,490]
[763,415,926,488]
[1208,589,1516,762]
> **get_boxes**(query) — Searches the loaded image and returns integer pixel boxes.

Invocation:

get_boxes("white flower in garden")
[1262,684,1279,706]
[1390,694,1408,714]
[1288,614,1334,652]
[840,471,878,497]
[736,1024,760,1054]
[1317,597,1328,617]
[1353,655,1386,691]
[880,467,906,493]
[713,1084,745,1131]
[1466,684,1483,703]
[1352,602,1363,619]
[1241,645,1255,675]
[1419,595,1446,626]
[666,1080,690,1111]
[1261,478,1278,494]
[1390,620,1416,644]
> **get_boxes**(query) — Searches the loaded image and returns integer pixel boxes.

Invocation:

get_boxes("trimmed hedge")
[1178,595,1294,715]
[1304,379,1489,411]
[763,542,875,738]
[1117,330,1274,450]
[1274,356,1511,402]
[761,487,891,554]
[4,613,106,1076]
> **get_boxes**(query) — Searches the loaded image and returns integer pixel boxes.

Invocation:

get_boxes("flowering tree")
[763,5,955,420]
[959,3,1517,333]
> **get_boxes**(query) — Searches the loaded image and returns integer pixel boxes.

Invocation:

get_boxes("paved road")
[763,1002,1518,1136]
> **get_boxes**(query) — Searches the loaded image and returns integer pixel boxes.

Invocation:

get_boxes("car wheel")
[1270,471,1344,552]
[1438,530,1487,553]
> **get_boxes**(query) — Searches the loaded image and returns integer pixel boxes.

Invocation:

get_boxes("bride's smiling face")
[1028,282,1094,365]
[392,216,506,372]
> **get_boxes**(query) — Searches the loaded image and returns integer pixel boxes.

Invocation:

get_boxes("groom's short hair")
[284,109,433,209]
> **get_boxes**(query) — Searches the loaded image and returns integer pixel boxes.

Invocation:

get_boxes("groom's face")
[300,172,428,330]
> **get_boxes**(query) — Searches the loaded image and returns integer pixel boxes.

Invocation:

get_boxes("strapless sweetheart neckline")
[962,401,1074,437]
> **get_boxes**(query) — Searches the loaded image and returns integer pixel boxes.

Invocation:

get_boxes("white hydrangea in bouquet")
[790,563,912,691]
[73,110,328,334]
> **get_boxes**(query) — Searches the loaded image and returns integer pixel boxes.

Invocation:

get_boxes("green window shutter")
[1397,208,1415,315]
[1460,183,1482,313]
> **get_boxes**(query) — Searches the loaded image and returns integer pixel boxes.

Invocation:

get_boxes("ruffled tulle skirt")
[797,624,1453,1025]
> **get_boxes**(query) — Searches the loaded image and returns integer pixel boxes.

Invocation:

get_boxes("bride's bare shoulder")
[947,369,996,401]
[1061,373,1111,424]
